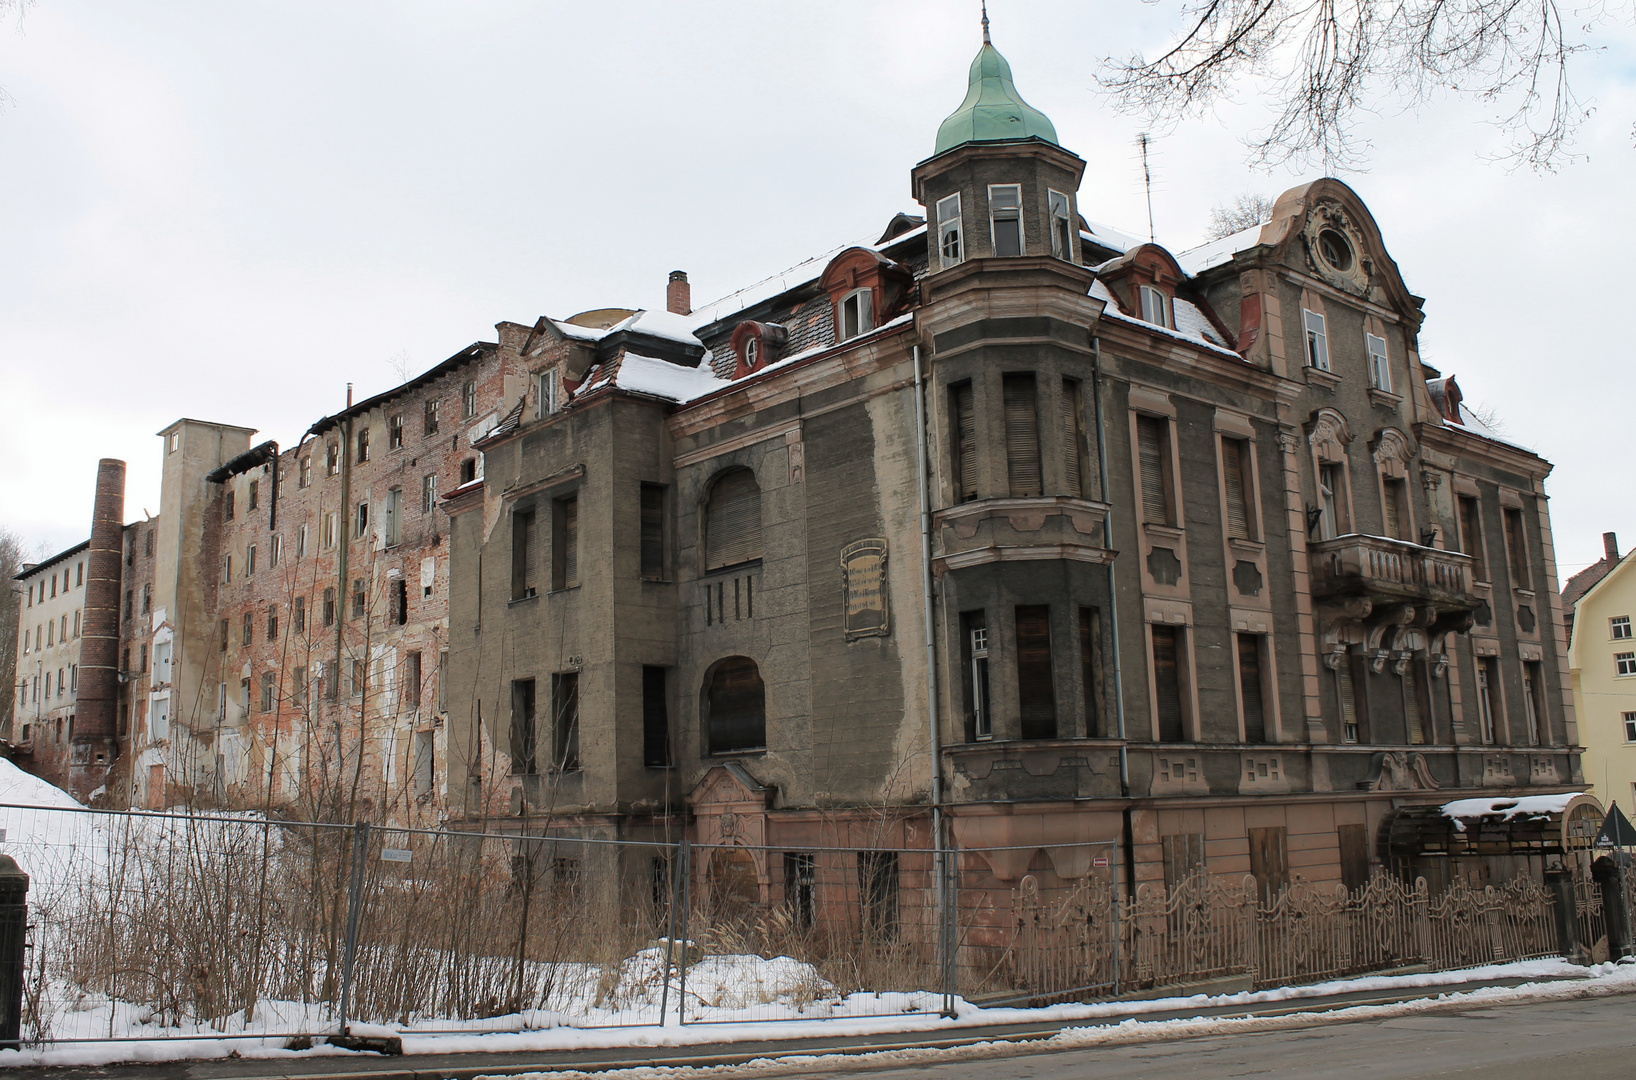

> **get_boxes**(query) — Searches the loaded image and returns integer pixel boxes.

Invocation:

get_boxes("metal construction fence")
[0,801,1575,1048]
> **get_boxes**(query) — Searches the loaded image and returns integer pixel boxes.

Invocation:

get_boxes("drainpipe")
[913,344,950,988]
[1092,335,1135,896]
[334,418,352,702]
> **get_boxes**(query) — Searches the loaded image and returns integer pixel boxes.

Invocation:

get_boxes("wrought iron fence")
[0,801,1580,1049]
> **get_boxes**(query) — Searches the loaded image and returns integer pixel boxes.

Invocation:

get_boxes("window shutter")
[1459,497,1486,581]
[1014,605,1056,739]
[640,485,664,579]
[1152,626,1185,742]
[1002,374,1042,498]
[1222,438,1251,539]
[952,383,978,501]
[1237,633,1266,742]
[1138,416,1170,525]
[561,497,578,587]
[1061,378,1083,498]
[705,470,763,570]
[1337,654,1359,741]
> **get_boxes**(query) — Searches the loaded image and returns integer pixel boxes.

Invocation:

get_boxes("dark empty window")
[705,469,762,571]
[1003,373,1042,498]
[1459,495,1487,581]
[393,578,408,625]
[1137,415,1173,525]
[512,508,537,599]
[1238,633,1267,743]
[1383,477,1411,541]
[352,578,366,619]
[858,851,899,942]
[1151,625,1186,742]
[1504,507,1530,588]
[1221,437,1252,540]
[460,458,477,484]
[322,586,336,627]
[707,656,766,753]
[553,671,580,771]
[1079,607,1103,738]
[785,852,816,931]
[404,650,421,710]
[510,679,537,775]
[553,495,578,589]
[951,381,978,502]
[1015,606,1057,739]
[640,484,666,580]
[643,665,671,767]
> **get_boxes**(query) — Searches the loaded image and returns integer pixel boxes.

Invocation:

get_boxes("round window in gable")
[1317,228,1353,272]
[745,338,760,369]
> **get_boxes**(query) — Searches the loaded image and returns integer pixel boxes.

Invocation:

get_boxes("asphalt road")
[816,994,1636,1080]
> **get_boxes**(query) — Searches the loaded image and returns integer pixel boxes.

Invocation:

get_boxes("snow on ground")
[0,956,1621,1069]
[0,756,107,903]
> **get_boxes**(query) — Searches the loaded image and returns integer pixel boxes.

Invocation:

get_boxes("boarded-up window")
[1137,415,1172,525]
[1079,607,1102,738]
[1221,437,1252,540]
[642,665,671,768]
[1238,633,1267,743]
[707,656,765,753]
[1383,477,1410,541]
[1003,373,1042,498]
[1338,650,1363,743]
[1403,662,1426,745]
[553,672,579,771]
[510,679,537,776]
[1162,833,1205,891]
[553,495,578,589]
[1152,625,1186,742]
[1061,377,1085,498]
[1015,606,1057,739]
[640,484,666,579]
[1459,495,1487,581]
[1248,826,1288,901]
[1338,823,1370,892]
[951,381,978,502]
[705,469,763,570]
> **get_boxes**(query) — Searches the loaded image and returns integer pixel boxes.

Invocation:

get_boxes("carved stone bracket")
[1362,750,1440,791]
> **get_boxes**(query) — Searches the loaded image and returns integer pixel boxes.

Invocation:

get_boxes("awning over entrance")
[1383,793,1603,861]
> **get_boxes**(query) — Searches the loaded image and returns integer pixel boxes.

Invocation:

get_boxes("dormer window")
[1048,190,1073,260]
[937,193,963,267]
[1139,285,1170,328]
[536,370,559,418]
[744,338,760,369]
[839,289,873,341]
[989,185,1022,256]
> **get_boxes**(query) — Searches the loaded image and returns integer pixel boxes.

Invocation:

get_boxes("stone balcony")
[932,496,1114,575]
[1308,533,1477,616]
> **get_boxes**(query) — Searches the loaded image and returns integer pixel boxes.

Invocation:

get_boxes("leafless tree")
[0,527,23,724]
[1206,192,1276,239]
[1099,0,1625,171]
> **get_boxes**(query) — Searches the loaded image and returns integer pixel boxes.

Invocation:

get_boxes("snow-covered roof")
[578,352,731,404]
[1080,219,1143,255]
[552,320,611,342]
[1441,793,1583,822]
[1425,376,1536,454]
[1176,223,1264,277]
[1090,280,1242,360]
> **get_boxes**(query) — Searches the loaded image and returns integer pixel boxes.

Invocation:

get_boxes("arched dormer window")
[839,289,873,341]
[745,338,760,369]
[819,247,912,346]
[704,468,762,570]
[706,656,765,753]
[1139,285,1170,329]
[729,321,790,379]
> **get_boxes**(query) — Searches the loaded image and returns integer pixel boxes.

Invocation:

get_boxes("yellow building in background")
[1567,533,1636,813]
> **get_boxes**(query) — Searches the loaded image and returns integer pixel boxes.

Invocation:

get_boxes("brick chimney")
[1606,532,1620,564]
[667,270,691,316]
[74,458,125,800]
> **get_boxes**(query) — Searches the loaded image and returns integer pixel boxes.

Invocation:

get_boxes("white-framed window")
[1139,285,1170,328]
[969,622,991,740]
[1303,309,1330,370]
[937,192,963,267]
[168,431,180,453]
[1624,711,1636,742]
[323,511,338,549]
[299,456,312,488]
[1617,652,1636,677]
[838,289,872,341]
[1366,332,1391,391]
[270,534,282,568]
[297,523,309,558]
[1613,615,1632,640]
[223,555,232,583]
[246,544,257,577]
[744,337,760,370]
[1476,657,1498,744]
[385,487,403,546]
[422,473,438,514]
[536,370,559,418]
[988,184,1023,256]
[1048,189,1073,260]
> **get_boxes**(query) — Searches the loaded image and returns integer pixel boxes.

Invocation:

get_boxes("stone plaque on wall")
[841,538,889,640]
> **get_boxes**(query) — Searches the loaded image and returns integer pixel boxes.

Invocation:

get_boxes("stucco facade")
[1567,535,1636,812]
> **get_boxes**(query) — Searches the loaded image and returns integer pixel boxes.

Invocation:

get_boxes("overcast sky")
[2,1,1633,580]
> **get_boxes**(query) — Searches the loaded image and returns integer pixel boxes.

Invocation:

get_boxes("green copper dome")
[933,42,1059,156]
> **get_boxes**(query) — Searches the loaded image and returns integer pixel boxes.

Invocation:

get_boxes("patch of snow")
[553,320,612,342]
[1089,281,1244,361]
[1442,793,1583,821]
[616,310,706,347]
[0,757,106,901]
[606,353,732,403]
[1176,223,1265,276]
[1080,219,1143,254]
[1172,298,1228,347]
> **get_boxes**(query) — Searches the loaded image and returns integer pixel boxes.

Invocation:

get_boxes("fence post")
[1111,845,1122,997]
[675,837,691,1026]
[0,855,28,1051]
[337,821,371,1036]
[940,836,958,1018]
[1544,865,1584,964]
[1594,856,1633,960]
[658,841,680,1026]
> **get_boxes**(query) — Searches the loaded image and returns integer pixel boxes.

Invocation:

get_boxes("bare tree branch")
[1099,0,1622,170]
[1206,192,1277,238]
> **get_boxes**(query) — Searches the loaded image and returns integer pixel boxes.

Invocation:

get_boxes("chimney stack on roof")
[1606,532,1620,564]
[667,270,691,316]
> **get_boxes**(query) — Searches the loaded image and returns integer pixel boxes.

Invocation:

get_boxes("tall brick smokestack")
[74,458,124,800]
[667,270,691,316]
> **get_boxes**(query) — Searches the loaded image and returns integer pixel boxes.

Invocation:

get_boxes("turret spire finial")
[981,1,991,44]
